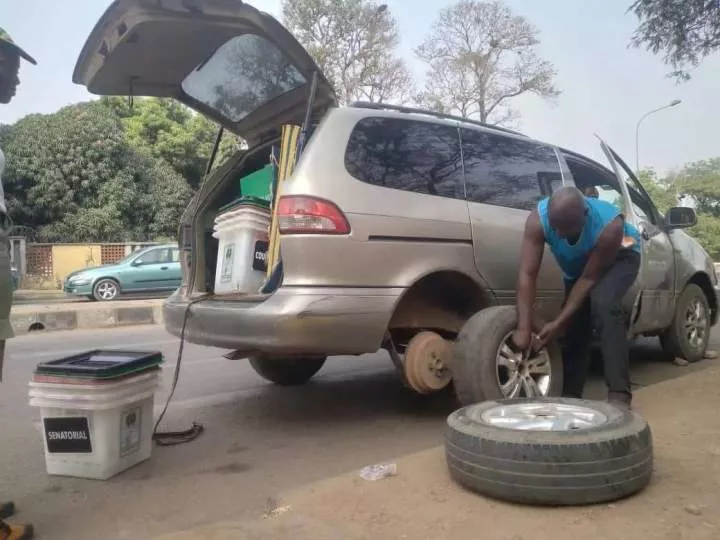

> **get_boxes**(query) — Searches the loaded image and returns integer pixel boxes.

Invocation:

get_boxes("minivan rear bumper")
[162,286,404,355]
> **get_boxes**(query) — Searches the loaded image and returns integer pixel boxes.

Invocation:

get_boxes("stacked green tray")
[34,350,164,380]
[239,165,273,202]
[217,195,270,215]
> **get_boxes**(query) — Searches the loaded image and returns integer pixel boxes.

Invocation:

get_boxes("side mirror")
[131,259,143,267]
[665,206,697,229]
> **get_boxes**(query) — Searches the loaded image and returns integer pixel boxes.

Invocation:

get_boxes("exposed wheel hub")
[403,331,453,394]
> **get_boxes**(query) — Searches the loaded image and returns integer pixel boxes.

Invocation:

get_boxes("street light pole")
[635,99,682,174]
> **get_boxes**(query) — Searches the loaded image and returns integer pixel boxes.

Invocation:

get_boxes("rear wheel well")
[388,271,492,344]
[687,272,717,323]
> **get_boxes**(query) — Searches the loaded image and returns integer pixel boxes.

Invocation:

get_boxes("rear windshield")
[181,34,307,122]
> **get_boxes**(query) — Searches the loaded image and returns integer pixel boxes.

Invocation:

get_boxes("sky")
[1,0,719,176]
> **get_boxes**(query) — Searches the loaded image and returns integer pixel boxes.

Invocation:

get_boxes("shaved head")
[548,186,588,241]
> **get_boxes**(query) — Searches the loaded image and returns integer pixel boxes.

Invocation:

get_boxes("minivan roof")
[350,101,528,139]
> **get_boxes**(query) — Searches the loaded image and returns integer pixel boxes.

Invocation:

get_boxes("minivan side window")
[461,129,563,211]
[345,117,464,199]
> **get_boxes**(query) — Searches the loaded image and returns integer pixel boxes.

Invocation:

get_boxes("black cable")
[152,295,209,446]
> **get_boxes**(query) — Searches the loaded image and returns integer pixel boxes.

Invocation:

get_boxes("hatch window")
[181,34,307,122]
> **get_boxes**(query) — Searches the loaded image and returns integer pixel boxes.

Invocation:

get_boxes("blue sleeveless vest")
[537,197,641,281]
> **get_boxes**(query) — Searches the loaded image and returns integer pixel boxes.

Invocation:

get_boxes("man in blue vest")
[513,186,641,408]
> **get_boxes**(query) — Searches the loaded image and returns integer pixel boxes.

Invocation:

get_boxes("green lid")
[217,195,271,214]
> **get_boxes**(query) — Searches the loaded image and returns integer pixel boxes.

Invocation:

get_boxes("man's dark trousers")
[561,249,641,403]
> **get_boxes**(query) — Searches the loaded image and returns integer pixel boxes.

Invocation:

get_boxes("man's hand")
[536,320,562,349]
[511,328,532,353]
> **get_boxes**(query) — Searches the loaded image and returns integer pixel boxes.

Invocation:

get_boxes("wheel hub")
[403,331,454,394]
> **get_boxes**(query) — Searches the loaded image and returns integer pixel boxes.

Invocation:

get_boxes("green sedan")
[64,244,182,301]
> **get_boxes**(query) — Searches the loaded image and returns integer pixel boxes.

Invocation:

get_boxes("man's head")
[0,28,36,104]
[548,186,588,241]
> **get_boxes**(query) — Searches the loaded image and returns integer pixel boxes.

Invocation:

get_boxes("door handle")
[160,266,168,270]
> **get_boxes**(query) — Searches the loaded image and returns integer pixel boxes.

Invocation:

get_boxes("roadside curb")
[10,302,165,335]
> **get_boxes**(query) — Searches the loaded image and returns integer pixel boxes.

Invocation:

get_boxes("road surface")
[1,326,718,539]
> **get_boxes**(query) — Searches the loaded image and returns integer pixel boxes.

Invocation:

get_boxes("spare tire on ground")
[445,397,653,506]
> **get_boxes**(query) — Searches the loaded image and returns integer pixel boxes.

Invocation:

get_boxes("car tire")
[92,278,120,302]
[451,305,563,406]
[248,356,327,386]
[445,397,653,506]
[660,283,710,362]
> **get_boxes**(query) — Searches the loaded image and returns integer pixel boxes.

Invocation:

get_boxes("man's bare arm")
[555,216,624,328]
[516,210,546,336]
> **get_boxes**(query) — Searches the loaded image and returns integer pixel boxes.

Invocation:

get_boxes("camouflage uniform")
[0,25,35,540]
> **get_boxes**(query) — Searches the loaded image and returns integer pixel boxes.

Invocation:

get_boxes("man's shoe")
[0,521,34,540]
[607,398,632,411]
[0,503,14,521]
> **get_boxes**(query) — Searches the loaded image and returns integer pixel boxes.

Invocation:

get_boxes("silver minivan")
[74,0,719,404]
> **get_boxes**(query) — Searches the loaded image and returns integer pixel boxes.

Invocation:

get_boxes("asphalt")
[1,326,719,539]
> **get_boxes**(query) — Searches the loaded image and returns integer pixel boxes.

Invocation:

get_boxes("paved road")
[2,326,718,539]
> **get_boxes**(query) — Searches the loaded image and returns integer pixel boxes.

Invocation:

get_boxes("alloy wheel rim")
[684,299,707,350]
[97,281,117,300]
[477,402,608,431]
[495,332,552,398]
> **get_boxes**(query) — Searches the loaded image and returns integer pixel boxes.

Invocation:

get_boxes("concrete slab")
[9,299,165,334]
[156,364,720,540]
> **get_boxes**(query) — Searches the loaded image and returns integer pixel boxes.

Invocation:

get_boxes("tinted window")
[135,249,164,265]
[135,248,174,266]
[462,129,563,210]
[564,156,655,222]
[564,157,624,209]
[345,117,464,199]
[181,34,307,122]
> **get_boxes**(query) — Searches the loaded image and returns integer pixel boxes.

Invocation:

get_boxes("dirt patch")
[157,363,720,540]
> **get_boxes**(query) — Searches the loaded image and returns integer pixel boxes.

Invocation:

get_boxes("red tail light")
[277,196,351,235]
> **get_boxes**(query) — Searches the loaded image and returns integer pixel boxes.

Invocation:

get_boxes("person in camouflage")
[0,26,36,540]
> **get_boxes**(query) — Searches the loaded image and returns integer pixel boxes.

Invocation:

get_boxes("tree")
[673,158,720,217]
[640,159,720,259]
[415,0,559,125]
[638,167,677,213]
[1,101,192,242]
[629,0,720,81]
[282,0,414,104]
[100,97,240,189]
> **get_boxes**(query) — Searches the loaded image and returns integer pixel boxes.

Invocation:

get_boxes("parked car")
[64,244,182,301]
[74,1,719,403]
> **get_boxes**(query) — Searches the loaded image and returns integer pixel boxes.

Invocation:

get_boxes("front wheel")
[92,279,120,301]
[451,305,564,406]
[248,356,327,386]
[660,283,710,362]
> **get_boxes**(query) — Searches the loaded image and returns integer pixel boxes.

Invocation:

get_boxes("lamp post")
[635,99,682,174]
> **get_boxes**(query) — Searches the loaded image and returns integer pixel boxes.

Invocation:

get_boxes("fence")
[17,241,165,289]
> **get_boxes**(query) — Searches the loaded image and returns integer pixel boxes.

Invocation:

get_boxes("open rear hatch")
[73,0,336,297]
[72,0,335,145]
